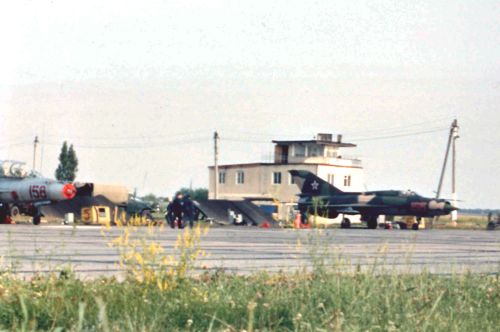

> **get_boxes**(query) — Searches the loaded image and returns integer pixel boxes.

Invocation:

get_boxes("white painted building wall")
[316,164,365,192]
[209,163,364,201]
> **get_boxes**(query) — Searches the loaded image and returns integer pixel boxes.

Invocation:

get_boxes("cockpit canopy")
[367,189,421,198]
[400,190,419,197]
[0,161,40,178]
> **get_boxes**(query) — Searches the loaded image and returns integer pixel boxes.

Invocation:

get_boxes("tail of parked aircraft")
[289,170,344,196]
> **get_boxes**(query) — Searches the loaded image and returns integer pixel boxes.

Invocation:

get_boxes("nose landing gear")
[366,216,378,229]
[32,207,43,225]
[340,218,351,229]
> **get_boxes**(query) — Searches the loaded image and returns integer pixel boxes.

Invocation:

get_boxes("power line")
[0,136,31,144]
[0,135,212,151]
[342,116,451,136]
[0,122,451,152]
[217,117,452,140]
[42,129,212,142]
[0,141,31,150]
[351,127,449,142]
[220,127,449,144]
[221,137,271,144]
[41,136,211,150]
[220,130,300,139]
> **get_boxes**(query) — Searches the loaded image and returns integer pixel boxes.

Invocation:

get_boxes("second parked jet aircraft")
[289,170,457,229]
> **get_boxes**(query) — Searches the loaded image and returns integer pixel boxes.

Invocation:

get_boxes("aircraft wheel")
[367,217,378,229]
[340,218,351,229]
[141,210,154,223]
[10,205,20,218]
[411,223,419,230]
[33,215,41,225]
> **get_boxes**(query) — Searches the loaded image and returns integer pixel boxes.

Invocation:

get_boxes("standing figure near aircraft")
[182,193,195,228]
[170,192,184,229]
[164,198,174,226]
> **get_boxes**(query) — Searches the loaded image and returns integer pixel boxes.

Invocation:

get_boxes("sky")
[1,0,499,208]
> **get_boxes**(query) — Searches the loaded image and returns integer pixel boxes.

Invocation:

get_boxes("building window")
[289,173,296,185]
[294,145,306,157]
[326,147,337,158]
[328,174,335,185]
[273,172,282,185]
[308,146,322,157]
[344,175,351,187]
[236,171,245,184]
[219,172,226,184]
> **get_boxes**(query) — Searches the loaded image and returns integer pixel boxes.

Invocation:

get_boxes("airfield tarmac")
[0,225,499,278]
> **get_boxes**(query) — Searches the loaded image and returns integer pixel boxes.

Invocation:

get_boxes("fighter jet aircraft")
[0,161,77,225]
[289,170,457,229]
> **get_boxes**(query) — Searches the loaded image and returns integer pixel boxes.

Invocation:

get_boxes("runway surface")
[0,225,499,278]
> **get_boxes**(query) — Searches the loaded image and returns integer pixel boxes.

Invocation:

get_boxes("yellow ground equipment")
[81,206,111,225]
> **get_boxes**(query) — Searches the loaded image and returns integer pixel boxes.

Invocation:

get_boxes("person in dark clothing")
[182,193,195,228]
[170,192,184,229]
[165,200,174,227]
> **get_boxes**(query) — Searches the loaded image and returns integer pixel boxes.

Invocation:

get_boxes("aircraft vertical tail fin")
[289,170,344,196]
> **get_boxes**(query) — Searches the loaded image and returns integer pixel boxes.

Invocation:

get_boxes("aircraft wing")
[324,204,387,208]
[32,200,52,207]
[336,207,360,214]
[323,204,388,215]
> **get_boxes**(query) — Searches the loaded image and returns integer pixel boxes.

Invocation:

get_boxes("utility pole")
[32,136,39,171]
[433,119,459,227]
[214,131,219,200]
[451,120,459,224]
[435,120,456,199]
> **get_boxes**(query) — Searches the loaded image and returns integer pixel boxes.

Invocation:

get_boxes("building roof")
[209,162,293,169]
[271,139,356,148]
[208,162,362,169]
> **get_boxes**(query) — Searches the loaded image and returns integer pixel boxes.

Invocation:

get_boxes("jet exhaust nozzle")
[62,183,77,200]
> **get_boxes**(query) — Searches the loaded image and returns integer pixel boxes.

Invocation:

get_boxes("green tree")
[55,141,78,181]
[141,193,158,204]
[178,187,208,201]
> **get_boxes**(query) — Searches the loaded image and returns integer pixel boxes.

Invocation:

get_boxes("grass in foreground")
[0,223,499,331]
[432,215,491,230]
[0,268,499,331]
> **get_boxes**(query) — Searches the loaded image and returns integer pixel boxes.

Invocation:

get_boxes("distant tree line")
[177,187,209,201]
[140,188,209,205]
[460,209,500,215]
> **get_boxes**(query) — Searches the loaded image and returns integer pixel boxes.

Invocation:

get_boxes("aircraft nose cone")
[444,201,458,213]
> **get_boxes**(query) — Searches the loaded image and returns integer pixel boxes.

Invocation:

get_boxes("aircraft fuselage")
[298,192,455,218]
